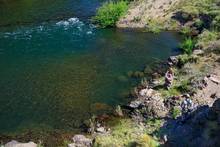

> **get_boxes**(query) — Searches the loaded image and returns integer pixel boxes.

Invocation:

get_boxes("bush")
[180,38,195,55]
[92,1,128,28]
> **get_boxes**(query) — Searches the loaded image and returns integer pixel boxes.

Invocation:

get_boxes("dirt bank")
[117,0,182,28]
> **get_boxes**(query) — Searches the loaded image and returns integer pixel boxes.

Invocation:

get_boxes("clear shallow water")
[0,0,180,136]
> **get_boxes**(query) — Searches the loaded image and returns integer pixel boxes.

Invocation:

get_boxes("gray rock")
[5,140,37,147]
[96,127,106,133]
[168,56,179,66]
[129,100,142,108]
[193,49,204,55]
[151,80,160,87]
[69,135,92,147]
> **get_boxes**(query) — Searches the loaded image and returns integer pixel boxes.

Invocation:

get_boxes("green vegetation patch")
[145,19,163,34]
[94,119,159,147]
[196,29,219,48]
[92,1,128,28]
[171,106,182,119]
[180,38,196,55]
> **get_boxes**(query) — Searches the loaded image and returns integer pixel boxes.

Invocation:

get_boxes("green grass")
[196,29,219,48]
[171,106,182,119]
[146,19,162,34]
[180,38,195,55]
[177,79,191,93]
[92,1,128,28]
[159,87,180,98]
[94,119,159,147]
[177,54,198,67]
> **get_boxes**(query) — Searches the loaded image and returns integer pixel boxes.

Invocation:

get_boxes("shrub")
[92,1,128,27]
[180,38,195,55]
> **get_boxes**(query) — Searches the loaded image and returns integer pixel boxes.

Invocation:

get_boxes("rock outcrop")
[4,140,37,147]
[128,88,168,122]
[163,98,220,147]
[68,135,92,147]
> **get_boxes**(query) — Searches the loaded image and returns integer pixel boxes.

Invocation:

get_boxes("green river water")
[0,0,181,140]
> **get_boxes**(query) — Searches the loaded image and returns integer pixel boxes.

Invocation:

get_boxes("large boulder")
[4,140,37,147]
[143,93,168,118]
[129,89,168,119]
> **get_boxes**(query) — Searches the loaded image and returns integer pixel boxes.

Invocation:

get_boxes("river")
[0,0,180,143]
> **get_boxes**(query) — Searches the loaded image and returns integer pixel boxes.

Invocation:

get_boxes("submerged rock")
[5,140,37,147]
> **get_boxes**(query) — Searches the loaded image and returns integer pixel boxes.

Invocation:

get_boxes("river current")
[0,0,180,137]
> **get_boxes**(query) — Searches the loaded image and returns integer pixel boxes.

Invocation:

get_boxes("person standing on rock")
[165,68,174,89]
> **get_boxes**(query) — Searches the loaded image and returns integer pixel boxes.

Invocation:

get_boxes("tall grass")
[92,1,128,28]
[180,38,195,55]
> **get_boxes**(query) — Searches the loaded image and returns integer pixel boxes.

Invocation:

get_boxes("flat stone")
[193,49,204,55]
[129,100,142,108]
[5,140,37,147]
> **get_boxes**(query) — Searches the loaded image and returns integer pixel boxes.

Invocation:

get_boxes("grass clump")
[160,87,180,98]
[146,19,162,34]
[94,119,159,147]
[136,134,160,147]
[177,54,198,67]
[196,29,219,48]
[212,15,220,30]
[92,1,128,28]
[171,106,182,119]
[177,80,191,93]
[180,38,195,55]
[180,26,193,36]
